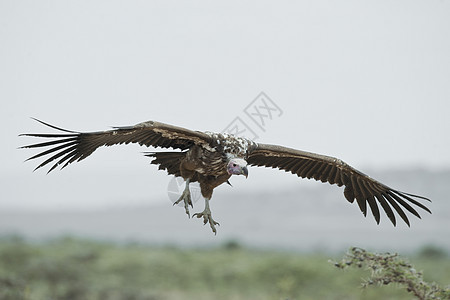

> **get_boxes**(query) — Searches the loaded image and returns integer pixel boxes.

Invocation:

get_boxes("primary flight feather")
[20,118,431,234]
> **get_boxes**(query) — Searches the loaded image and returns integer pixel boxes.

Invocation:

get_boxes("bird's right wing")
[20,118,212,173]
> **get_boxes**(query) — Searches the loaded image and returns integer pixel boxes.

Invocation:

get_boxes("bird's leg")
[173,179,193,218]
[193,197,220,234]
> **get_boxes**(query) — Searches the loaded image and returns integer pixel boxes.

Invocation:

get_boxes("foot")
[173,180,193,218]
[193,207,220,234]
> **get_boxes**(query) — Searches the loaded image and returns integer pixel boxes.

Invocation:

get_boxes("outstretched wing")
[247,143,431,226]
[20,118,212,173]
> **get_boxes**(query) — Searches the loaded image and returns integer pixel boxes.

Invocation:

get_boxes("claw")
[173,179,193,218]
[193,210,220,234]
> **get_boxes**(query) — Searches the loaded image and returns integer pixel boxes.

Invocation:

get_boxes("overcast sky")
[1,1,449,211]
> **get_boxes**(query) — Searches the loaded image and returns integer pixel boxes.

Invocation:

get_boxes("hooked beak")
[242,166,248,178]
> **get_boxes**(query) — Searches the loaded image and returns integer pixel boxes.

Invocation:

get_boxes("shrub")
[333,247,450,300]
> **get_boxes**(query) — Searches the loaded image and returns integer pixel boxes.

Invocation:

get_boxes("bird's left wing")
[20,118,212,173]
[247,143,431,226]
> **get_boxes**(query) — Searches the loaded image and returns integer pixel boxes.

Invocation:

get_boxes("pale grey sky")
[1,1,449,211]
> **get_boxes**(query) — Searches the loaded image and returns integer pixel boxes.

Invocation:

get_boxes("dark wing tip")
[396,191,432,215]
[28,117,80,134]
[401,191,432,203]
[342,172,431,227]
[20,119,85,173]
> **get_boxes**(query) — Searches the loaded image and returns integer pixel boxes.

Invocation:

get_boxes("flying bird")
[20,118,431,234]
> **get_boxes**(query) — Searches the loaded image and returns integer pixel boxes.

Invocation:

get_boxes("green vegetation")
[334,247,450,300]
[0,236,448,300]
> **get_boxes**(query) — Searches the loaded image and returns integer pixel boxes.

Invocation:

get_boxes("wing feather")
[375,193,396,225]
[318,164,331,182]
[296,160,315,176]
[367,194,381,224]
[247,143,431,226]
[384,193,410,226]
[354,177,367,216]
[313,162,328,181]
[284,159,301,171]
[305,161,320,179]
[387,191,421,219]
[20,118,212,172]
[327,165,338,185]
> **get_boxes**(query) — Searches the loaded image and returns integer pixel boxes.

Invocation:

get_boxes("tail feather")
[145,151,186,177]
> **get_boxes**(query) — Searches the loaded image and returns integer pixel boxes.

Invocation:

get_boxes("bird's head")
[226,158,248,178]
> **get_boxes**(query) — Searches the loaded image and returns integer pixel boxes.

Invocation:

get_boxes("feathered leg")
[173,179,193,218]
[193,197,220,234]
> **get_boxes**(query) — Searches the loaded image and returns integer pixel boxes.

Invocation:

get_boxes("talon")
[174,179,193,218]
[193,208,220,234]
[192,197,220,234]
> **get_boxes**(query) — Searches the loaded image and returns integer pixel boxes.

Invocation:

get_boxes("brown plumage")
[20,118,431,233]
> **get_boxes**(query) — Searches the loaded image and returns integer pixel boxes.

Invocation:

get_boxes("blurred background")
[0,1,449,298]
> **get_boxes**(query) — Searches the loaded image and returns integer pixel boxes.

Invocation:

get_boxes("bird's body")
[148,132,253,197]
[20,118,431,233]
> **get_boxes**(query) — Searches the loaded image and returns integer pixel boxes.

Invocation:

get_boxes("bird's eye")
[233,164,237,167]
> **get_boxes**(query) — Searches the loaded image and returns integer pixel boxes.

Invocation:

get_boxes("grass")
[0,235,448,300]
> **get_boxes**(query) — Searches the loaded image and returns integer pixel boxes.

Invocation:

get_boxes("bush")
[334,247,450,300]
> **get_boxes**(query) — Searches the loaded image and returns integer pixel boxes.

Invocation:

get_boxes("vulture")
[20,118,431,234]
